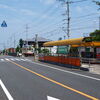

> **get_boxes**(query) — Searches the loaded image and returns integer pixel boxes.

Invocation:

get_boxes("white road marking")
[5,58,10,61]
[32,62,100,81]
[0,58,31,62]
[15,58,20,61]
[20,59,26,61]
[25,59,31,61]
[47,96,60,100]
[0,79,14,100]
[10,59,15,61]
[0,59,5,61]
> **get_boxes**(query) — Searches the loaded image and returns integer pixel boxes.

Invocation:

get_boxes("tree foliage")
[93,0,100,10]
[16,45,21,52]
[90,30,100,41]
[41,49,49,53]
[58,37,62,40]
[19,39,24,48]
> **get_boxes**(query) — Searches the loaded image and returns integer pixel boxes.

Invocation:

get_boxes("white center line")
[0,79,14,100]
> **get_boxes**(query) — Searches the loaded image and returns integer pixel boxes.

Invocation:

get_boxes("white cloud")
[20,9,36,16]
[0,4,16,11]
[0,4,36,16]
[75,6,96,14]
[41,14,49,18]
[76,6,83,13]
[40,0,56,5]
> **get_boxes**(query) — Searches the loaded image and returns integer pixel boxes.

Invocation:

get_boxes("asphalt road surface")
[0,55,100,100]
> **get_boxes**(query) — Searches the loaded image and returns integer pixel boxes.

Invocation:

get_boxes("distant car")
[18,53,22,57]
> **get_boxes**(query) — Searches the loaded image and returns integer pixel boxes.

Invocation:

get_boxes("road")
[0,55,100,100]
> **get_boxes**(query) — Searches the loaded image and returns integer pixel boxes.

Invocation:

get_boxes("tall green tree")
[16,45,20,52]
[19,39,24,48]
[90,30,100,41]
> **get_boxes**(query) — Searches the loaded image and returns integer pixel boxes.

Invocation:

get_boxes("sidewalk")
[81,63,100,75]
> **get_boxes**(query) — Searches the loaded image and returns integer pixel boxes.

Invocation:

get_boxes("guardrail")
[81,58,100,64]
[39,53,81,67]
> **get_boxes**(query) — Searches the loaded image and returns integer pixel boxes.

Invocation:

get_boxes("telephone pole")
[25,24,29,40]
[25,24,29,46]
[14,34,16,48]
[59,0,71,39]
[58,0,88,39]
[35,34,39,55]
[66,0,70,39]
[34,34,39,61]
[99,16,100,30]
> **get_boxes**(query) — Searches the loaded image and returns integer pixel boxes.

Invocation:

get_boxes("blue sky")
[0,0,100,49]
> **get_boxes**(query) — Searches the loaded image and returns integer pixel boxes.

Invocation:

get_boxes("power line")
[58,0,71,38]
[71,0,90,3]
[31,21,62,35]
[30,4,62,31]
[30,14,99,36]
[71,25,97,30]
[37,27,60,36]
[58,0,92,39]
[29,2,60,27]
[5,2,58,48]
[71,16,98,26]
[73,12,99,19]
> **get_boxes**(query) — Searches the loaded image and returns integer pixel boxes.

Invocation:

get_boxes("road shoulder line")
[0,79,13,100]
[31,62,100,81]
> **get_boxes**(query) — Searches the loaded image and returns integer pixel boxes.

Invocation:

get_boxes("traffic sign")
[1,21,7,27]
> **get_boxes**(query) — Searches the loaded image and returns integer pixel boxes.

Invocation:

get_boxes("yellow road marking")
[9,60,99,100]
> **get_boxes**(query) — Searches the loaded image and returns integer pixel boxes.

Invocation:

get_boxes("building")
[24,37,51,47]
[22,36,51,56]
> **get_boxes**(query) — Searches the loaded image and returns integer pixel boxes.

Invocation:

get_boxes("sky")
[0,0,100,49]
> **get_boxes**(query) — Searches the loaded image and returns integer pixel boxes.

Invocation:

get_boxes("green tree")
[58,37,62,40]
[19,39,24,48]
[90,30,100,41]
[2,49,5,54]
[93,0,100,10]
[69,47,78,57]
[41,49,49,53]
[16,45,20,52]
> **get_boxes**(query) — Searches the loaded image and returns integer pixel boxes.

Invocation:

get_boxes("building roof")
[43,38,84,46]
[72,42,100,47]
[26,37,51,42]
[43,37,100,47]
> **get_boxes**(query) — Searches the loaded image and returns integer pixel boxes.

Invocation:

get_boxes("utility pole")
[14,34,16,48]
[66,0,70,39]
[60,0,71,39]
[34,34,39,61]
[99,16,100,30]
[3,43,6,54]
[35,34,39,55]
[58,0,87,38]
[25,24,29,47]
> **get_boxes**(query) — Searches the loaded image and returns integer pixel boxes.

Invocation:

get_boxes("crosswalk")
[0,58,31,62]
